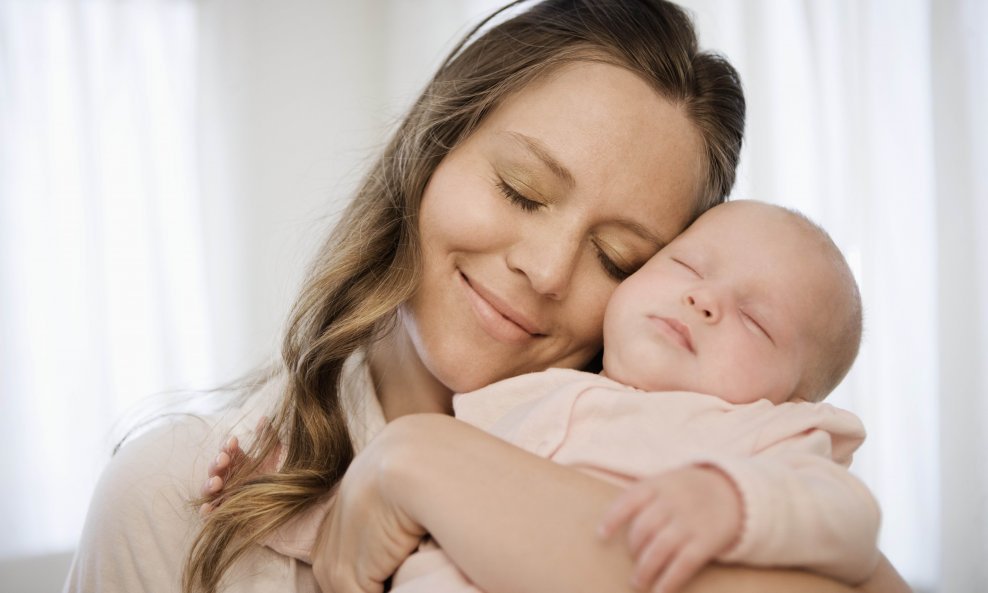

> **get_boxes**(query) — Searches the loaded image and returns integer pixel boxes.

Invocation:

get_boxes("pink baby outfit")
[272,368,881,591]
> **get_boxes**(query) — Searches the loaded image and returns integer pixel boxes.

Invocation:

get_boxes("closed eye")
[741,310,774,344]
[593,242,633,282]
[497,179,543,212]
[672,258,701,277]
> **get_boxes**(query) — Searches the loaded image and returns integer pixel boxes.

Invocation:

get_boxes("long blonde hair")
[184,1,745,590]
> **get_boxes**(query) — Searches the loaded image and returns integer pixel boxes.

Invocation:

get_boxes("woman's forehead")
[465,62,704,237]
[482,62,698,158]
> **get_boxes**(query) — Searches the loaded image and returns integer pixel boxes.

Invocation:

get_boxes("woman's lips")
[648,316,695,353]
[459,272,544,344]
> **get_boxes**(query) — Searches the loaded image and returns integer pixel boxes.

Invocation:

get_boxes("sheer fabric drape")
[0,0,208,556]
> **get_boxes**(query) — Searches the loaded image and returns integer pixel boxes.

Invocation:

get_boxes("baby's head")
[602,200,861,404]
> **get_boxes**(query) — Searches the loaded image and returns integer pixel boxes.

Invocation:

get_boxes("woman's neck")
[366,323,454,422]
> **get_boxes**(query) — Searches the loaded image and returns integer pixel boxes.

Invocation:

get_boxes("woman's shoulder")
[92,377,287,526]
[111,413,224,490]
[103,380,283,498]
[66,414,226,591]
[66,374,320,592]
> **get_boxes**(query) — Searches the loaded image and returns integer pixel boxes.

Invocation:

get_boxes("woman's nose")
[683,288,721,322]
[505,232,581,300]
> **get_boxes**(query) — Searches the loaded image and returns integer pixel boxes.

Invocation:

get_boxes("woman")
[66,1,909,592]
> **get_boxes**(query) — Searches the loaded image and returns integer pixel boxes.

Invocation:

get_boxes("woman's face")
[406,61,704,393]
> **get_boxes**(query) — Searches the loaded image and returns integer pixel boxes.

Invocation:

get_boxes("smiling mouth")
[459,272,545,343]
[649,316,694,353]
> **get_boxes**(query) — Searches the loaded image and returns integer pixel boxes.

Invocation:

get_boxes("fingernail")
[227,436,237,449]
[207,476,220,492]
[215,453,225,466]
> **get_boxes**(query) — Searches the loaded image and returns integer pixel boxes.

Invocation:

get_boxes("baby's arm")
[600,427,881,588]
[199,435,243,516]
[601,449,880,588]
[702,434,881,582]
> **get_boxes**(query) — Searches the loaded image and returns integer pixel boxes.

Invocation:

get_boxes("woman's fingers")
[311,418,432,593]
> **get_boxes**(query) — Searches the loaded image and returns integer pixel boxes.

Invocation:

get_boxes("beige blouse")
[63,352,386,593]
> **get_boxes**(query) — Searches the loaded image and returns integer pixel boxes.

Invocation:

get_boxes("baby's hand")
[597,466,743,593]
[199,416,281,517]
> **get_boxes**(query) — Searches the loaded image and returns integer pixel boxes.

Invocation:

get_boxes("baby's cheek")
[579,280,615,343]
[707,353,765,404]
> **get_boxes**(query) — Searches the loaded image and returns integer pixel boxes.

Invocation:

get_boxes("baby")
[205,200,880,592]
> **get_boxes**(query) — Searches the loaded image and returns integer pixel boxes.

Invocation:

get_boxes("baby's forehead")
[694,200,804,234]
[676,202,823,261]
[682,202,846,304]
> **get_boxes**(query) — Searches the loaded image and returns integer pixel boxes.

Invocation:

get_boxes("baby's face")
[601,201,840,404]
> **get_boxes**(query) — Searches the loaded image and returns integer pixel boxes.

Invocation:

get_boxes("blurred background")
[0,1,984,592]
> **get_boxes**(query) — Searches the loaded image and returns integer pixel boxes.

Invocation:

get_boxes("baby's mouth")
[650,316,695,353]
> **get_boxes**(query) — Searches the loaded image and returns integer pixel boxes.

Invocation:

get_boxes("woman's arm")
[321,413,911,593]
[858,557,913,593]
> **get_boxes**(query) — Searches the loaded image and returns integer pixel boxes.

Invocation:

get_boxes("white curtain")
[673,1,987,590]
[0,0,211,556]
[1,1,984,591]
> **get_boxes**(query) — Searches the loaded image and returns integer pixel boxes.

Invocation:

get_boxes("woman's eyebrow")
[502,131,576,189]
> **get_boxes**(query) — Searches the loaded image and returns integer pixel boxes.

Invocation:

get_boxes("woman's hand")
[310,416,429,593]
[857,555,913,593]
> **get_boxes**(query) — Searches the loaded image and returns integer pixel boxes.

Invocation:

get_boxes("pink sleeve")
[706,408,881,584]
